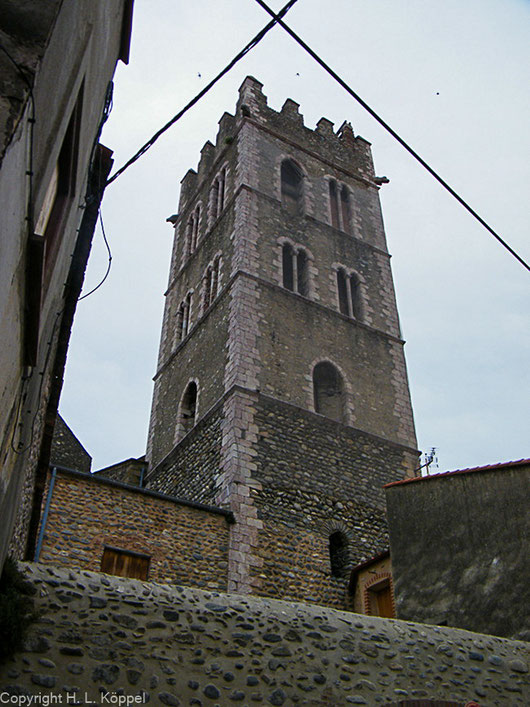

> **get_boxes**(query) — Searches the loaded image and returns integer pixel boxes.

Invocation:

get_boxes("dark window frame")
[101,546,150,580]
[281,159,304,215]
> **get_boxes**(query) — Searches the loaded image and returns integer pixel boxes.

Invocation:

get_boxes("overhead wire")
[78,211,112,301]
[252,0,529,273]
[105,0,300,187]
[79,82,115,302]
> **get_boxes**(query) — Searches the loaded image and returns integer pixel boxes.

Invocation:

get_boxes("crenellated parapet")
[176,76,380,216]
[234,75,376,182]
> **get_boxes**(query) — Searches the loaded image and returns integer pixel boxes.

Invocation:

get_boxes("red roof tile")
[384,458,530,489]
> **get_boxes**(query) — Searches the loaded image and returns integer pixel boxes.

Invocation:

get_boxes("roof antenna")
[415,447,438,476]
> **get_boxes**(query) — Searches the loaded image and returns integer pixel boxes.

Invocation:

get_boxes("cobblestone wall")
[36,469,231,591]
[247,395,416,605]
[1,563,528,705]
[147,406,223,505]
[50,415,92,473]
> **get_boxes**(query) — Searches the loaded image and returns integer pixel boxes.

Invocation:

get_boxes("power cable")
[253,0,530,273]
[78,210,112,301]
[105,0,299,186]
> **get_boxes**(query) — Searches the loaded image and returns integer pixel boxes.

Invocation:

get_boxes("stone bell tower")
[145,77,418,606]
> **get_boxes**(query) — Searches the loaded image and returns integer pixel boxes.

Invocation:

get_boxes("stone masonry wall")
[148,406,223,506]
[1,563,528,705]
[248,395,417,606]
[36,469,231,591]
[144,76,418,606]
[255,282,416,452]
[148,296,229,470]
[94,459,145,487]
[50,415,92,473]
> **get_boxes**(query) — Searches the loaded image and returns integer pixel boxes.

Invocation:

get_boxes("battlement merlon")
[197,140,215,180]
[234,77,376,177]
[175,77,381,216]
[178,168,198,210]
[216,111,237,150]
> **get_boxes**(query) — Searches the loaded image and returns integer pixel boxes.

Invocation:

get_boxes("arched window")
[176,292,192,343]
[328,180,351,234]
[282,244,294,290]
[296,250,308,297]
[211,168,226,222]
[202,255,221,312]
[340,185,351,234]
[180,381,197,437]
[336,269,362,321]
[329,531,349,578]
[313,362,345,422]
[203,267,213,310]
[191,204,201,252]
[281,159,303,215]
[349,273,362,320]
[185,218,193,257]
[185,205,201,257]
[211,255,220,299]
[337,268,349,316]
[282,243,309,296]
[329,179,340,228]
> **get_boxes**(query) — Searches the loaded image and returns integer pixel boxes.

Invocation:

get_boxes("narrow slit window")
[282,244,294,291]
[211,169,227,222]
[211,256,220,299]
[185,218,193,256]
[336,269,363,321]
[218,169,226,214]
[340,185,351,234]
[181,381,197,436]
[203,267,212,310]
[177,292,192,342]
[329,180,340,228]
[329,531,349,578]
[337,269,349,316]
[191,205,201,251]
[350,274,362,320]
[176,304,185,342]
[184,293,192,334]
[297,250,308,297]
[211,180,219,221]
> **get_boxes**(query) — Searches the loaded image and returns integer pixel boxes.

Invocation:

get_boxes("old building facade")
[145,77,419,607]
[0,0,133,569]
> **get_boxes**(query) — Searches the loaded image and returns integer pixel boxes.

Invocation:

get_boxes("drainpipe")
[34,467,56,562]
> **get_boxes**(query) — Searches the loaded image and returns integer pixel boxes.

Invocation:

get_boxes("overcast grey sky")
[59,0,529,473]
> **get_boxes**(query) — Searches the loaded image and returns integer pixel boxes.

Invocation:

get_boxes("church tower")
[146,77,418,606]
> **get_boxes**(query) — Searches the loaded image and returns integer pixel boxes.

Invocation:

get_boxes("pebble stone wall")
[245,395,416,606]
[1,563,528,706]
[36,470,232,591]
